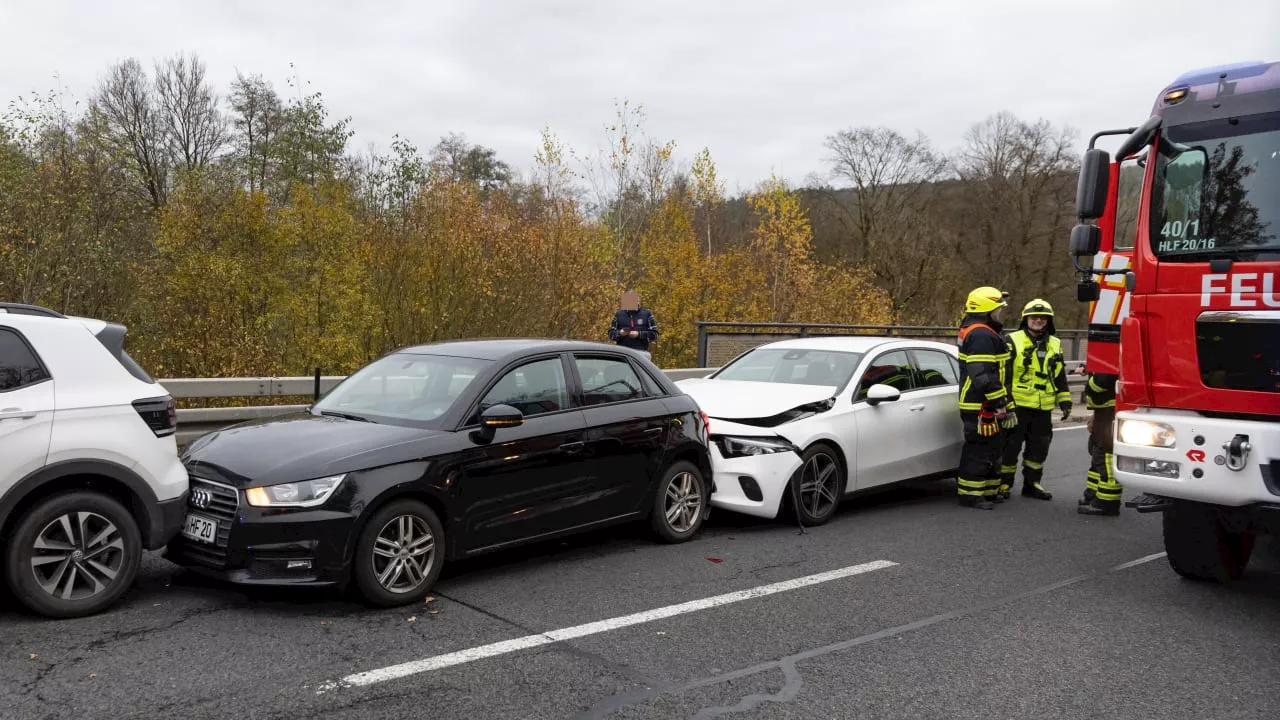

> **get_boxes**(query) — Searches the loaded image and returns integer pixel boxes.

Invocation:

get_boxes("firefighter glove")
[1000,412,1018,430]
[978,411,998,437]
[1060,401,1072,421]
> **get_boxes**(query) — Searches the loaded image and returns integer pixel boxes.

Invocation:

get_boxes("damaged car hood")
[676,378,836,422]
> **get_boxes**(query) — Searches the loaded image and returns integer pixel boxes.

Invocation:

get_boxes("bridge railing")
[163,366,1084,448]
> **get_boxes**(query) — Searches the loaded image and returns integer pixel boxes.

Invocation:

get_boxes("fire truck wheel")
[1162,502,1255,583]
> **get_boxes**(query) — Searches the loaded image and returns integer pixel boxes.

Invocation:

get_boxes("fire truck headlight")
[1118,419,1177,448]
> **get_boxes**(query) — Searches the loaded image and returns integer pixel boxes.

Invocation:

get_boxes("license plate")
[182,513,218,544]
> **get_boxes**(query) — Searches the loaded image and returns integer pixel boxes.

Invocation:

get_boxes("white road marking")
[1111,552,1167,572]
[335,559,897,688]
[1053,425,1087,433]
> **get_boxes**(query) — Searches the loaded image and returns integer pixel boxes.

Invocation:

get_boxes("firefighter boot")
[1019,460,1052,500]
[996,465,1015,502]
[1078,499,1120,516]
[1022,483,1053,500]
[1078,489,1096,506]
[959,495,995,510]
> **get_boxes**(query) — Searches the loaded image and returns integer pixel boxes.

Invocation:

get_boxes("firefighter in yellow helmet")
[996,299,1072,501]
[955,287,1017,509]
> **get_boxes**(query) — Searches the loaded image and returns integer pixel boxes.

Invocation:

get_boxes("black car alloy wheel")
[353,499,445,606]
[4,491,142,618]
[650,460,707,543]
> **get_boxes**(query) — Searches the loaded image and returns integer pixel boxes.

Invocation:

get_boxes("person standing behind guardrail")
[608,289,659,359]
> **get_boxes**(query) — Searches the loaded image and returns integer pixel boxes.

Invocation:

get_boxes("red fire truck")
[1070,60,1280,582]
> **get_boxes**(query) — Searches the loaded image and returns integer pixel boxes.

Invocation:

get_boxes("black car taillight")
[133,395,177,437]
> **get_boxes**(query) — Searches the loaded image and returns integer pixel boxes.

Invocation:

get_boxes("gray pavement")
[3,427,1278,720]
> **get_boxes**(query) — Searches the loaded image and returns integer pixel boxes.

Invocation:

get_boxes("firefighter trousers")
[1086,408,1122,509]
[958,410,1005,502]
[999,407,1053,490]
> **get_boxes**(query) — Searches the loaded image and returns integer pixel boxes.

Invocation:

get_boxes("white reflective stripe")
[1101,254,1129,288]
[1092,289,1120,325]
[1115,290,1131,325]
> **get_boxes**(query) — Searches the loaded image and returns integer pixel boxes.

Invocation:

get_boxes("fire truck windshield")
[1148,111,1280,261]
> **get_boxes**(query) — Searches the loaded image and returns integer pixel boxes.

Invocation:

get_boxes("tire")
[650,460,708,544]
[4,491,143,619]
[353,500,446,607]
[1163,502,1255,583]
[782,443,846,527]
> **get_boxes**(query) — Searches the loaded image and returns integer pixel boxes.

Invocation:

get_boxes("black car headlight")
[245,474,347,508]
[714,436,798,458]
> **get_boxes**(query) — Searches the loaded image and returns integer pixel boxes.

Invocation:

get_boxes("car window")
[911,349,959,387]
[314,352,490,427]
[575,356,647,405]
[635,364,666,397]
[714,348,863,388]
[855,351,914,400]
[0,328,51,392]
[476,357,569,419]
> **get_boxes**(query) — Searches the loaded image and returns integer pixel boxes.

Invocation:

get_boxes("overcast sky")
[1,0,1277,193]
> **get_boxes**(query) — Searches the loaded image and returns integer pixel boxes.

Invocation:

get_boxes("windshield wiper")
[319,410,372,423]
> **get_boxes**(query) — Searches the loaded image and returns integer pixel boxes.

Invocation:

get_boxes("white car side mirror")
[866,384,901,406]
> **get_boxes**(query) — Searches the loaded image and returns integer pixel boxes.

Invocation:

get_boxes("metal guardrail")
[695,322,1089,367]
[165,366,1085,448]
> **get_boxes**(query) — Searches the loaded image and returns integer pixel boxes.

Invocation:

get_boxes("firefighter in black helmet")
[956,287,1017,509]
[996,299,1072,501]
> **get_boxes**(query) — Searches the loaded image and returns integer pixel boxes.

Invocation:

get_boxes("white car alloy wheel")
[30,511,127,601]
[5,492,143,618]
[789,445,844,526]
[799,452,840,519]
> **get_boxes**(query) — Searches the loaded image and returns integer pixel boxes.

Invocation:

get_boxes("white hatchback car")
[0,303,188,618]
[676,337,963,525]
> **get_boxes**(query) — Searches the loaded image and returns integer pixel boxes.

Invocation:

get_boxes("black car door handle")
[645,427,663,435]
[560,441,585,454]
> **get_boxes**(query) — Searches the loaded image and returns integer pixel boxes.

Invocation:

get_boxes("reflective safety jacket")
[1085,372,1117,410]
[957,316,1010,412]
[1006,330,1070,411]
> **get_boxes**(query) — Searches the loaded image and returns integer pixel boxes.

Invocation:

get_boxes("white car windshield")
[714,348,863,387]
[313,352,491,426]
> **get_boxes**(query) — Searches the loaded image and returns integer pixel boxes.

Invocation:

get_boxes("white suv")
[0,303,188,618]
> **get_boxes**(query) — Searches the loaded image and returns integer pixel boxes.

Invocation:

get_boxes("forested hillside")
[0,54,1088,374]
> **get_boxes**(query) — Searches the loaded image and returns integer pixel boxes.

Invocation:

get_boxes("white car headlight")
[245,474,347,508]
[1117,419,1176,448]
[715,436,798,459]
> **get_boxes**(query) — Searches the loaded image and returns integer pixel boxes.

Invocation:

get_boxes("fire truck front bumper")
[1112,409,1280,508]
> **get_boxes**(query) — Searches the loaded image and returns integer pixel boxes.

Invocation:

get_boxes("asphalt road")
[4,427,1279,720]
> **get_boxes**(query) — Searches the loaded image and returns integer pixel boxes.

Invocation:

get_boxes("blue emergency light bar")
[1170,61,1269,88]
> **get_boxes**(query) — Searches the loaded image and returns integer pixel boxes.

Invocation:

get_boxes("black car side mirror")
[1075,148,1111,220]
[472,404,524,443]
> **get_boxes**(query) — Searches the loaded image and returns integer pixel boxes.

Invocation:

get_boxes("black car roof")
[397,338,635,362]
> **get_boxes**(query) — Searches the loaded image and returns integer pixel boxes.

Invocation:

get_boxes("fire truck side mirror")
[1077,281,1100,302]
[1070,224,1101,257]
[1076,149,1111,220]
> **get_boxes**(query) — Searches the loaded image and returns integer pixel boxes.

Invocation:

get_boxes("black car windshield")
[313,352,491,427]
[1149,111,1280,261]
[714,347,863,388]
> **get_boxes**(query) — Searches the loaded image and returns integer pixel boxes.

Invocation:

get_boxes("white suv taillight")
[133,395,177,437]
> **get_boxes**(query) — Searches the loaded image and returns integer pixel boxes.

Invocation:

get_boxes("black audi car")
[166,339,713,606]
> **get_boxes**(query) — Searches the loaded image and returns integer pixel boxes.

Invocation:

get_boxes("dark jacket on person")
[609,308,659,351]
